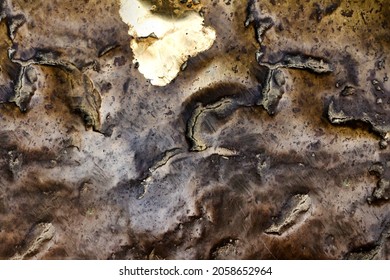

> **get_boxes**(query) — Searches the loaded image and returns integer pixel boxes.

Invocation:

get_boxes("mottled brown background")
[0,0,389,259]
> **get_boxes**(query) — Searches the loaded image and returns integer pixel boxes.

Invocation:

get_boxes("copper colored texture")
[0,0,389,259]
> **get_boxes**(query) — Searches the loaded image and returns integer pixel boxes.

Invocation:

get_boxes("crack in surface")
[265,194,312,236]
[8,49,102,131]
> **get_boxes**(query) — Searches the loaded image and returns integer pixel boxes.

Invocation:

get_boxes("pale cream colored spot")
[119,0,216,86]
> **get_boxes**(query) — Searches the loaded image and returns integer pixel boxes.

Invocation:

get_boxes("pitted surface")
[0,0,389,259]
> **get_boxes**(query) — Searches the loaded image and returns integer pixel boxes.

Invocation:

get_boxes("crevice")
[345,222,390,260]
[367,159,390,204]
[186,99,234,151]
[6,13,26,40]
[258,53,333,74]
[247,2,333,116]
[137,148,184,198]
[11,222,55,260]
[183,83,262,152]
[327,94,390,147]
[98,43,119,57]
[8,48,102,131]
[245,0,274,44]
[265,193,312,236]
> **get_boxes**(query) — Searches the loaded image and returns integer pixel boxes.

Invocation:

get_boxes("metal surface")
[0,0,389,259]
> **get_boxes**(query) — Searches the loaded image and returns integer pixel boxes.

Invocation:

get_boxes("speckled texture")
[0,0,389,259]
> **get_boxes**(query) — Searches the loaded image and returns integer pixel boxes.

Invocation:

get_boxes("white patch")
[119,0,216,86]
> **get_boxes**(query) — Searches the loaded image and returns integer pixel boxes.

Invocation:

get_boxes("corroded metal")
[0,0,389,259]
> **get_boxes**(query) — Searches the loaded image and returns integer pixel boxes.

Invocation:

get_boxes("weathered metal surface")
[0,0,389,259]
